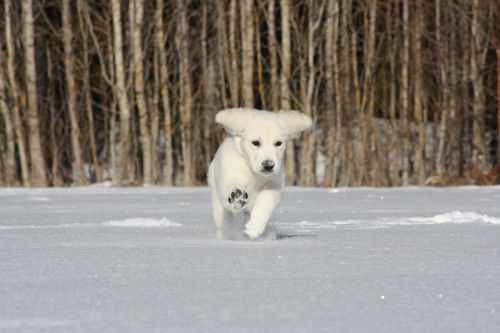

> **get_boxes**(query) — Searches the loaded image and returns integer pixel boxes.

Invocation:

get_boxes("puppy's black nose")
[262,160,275,171]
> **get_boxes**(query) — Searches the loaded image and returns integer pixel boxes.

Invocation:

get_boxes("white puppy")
[207,108,312,240]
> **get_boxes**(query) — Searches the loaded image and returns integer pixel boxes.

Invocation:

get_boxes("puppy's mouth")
[259,169,277,176]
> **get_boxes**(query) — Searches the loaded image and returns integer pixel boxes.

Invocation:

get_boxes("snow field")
[0,186,499,332]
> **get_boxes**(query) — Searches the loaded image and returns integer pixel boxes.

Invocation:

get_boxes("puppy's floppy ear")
[215,108,249,135]
[278,110,312,138]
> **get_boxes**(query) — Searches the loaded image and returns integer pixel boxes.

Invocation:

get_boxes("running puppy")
[207,108,312,240]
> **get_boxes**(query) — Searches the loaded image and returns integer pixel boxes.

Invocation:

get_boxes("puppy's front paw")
[227,188,248,210]
[244,221,266,240]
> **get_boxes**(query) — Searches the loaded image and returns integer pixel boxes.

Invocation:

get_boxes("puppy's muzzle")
[262,160,275,172]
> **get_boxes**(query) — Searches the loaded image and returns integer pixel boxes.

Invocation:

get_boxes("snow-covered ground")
[1,186,499,332]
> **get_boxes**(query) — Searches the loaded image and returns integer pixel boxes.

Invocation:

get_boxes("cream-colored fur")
[207,108,312,240]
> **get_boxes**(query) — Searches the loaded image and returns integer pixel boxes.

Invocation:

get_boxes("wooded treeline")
[0,0,499,187]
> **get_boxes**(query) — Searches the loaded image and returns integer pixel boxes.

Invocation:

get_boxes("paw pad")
[228,188,248,209]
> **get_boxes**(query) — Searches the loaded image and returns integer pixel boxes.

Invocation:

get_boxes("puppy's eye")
[251,140,261,147]
[275,141,282,147]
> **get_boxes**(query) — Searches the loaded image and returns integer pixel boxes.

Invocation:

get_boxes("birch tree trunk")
[323,0,336,186]
[459,1,471,174]
[176,0,194,185]
[299,0,323,186]
[22,0,47,187]
[493,1,500,174]
[413,0,426,184]
[46,49,63,186]
[350,9,362,184]
[436,0,447,176]
[256,27,266,109]
[280,0,295,185]
[267,0,279,110]
[448,7,459,175]
[471,0,489,172]
[497,44,500,173]
[156,0,173,186]
[132,0,153,185]
[111,0,132,184]
[150,51,160,183]
[201,1,214,169]
[401,0,411,185]
[339,0,353,186]
[0,53,16,185]
[106,18,118,183]
[216,0,230,109]
[362,0,378,185]
[4,0,30,186]
[77,0,102,183]
[229,0,239,107]
[333,0,345,186]
[63,0,87,185]
[240,0,255,107]
[388,1,400,185]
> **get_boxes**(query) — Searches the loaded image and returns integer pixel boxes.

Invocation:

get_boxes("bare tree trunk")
[46,49,63,186]
[216,0,230,109]
[332,0,344,186]
[300,0,323,186]
[436,0,450,177]
[5,0,30,186]
[176,0,194,185]
[323,0,337,186]
[77,0,102,183]
[131,0,153,185]
[471,0,489,172]
[339,0,353,186]
[0,52,16,185]
[63,0,87,185]
[448,6,459,176]
[201,1,214,170]
[493,2,500,173]
[350,8,362,185]
[22,0,47,187]
[127,0,138,182]
[256,27,266,109]
[240,0,255,107]
[497,45,500,172]
[229,0,239,107]
[459,0,471,175]
[401,0,411,185]
[204,58,217,168]
[281,0,295,185]
[361,0,378,185]
[388,1,400,185]
[267,0,279,110]
[413,0,426,184]
[111,0,132,185]
[106,17,118,183]
[150,51,160,184]
[156,0,173,186]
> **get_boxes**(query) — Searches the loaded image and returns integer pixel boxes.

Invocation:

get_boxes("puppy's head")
[216,108,312,176]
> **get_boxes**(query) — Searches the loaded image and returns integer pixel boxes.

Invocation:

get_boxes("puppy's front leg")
[244,189,280,239]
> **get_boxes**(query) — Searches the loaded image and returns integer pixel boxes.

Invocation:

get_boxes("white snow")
[28,196,51,201]
[405,211,500,225]
[290,211,500,233]
[0,186,499,332]
[0,218,181,230]
[101,217,182,228]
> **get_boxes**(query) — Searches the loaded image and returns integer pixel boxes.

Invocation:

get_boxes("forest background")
[0,0,499,187]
